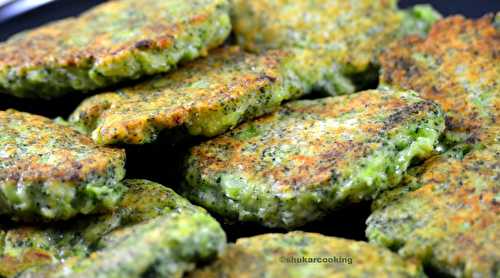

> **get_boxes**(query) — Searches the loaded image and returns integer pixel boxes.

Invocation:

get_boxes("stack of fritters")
[1,0,232,277]
[0,0,498,277]
[366,14,499,277]
[8,180,226,278]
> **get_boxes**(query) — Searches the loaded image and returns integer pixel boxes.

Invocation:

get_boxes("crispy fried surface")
[189,232,425,278]
[230,0,439,96]
[182,89,444,228]
[34,211,225,278]
[366,144,500,277]
[0,110,125,221]
[0,0,231,98]
[232,0,401,69]
[0,179,225,278]
[69,47,324,145]
[380,15,500,144]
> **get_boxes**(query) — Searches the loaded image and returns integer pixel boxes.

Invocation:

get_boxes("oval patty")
[69,47,335,145]
[0,110,126,221]
[0,0,231,99]
[231,0,440,95]
[188,232,425,278]
[181,89,445,228]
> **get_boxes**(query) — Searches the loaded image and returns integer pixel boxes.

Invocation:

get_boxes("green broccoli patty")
[0,0,231,99]
[231,0,440,95]
[366,144,500,277]
[0,110,126,221]
[0,179,226,278]
[69,46,336,145]
[188,232,425,278]
[181,89,445,229]
[379,14,500,145]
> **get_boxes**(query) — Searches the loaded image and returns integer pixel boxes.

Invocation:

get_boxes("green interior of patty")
[0,166,126,221]
[0,4,231,99]
[183,112,444,228]
[339,121,441,202]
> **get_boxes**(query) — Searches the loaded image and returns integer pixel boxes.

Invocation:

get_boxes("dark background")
[0,0,499,41]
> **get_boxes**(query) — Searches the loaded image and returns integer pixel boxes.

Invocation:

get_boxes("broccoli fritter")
[181,89,445,228]
[22,212,225,278]
[0,110,126,221]
[69,47,335,145]
[366,144,500,277]
[188,232,425,278]
[230,0,440,95]
[0,0,231,99]
[0,179,226,278]
[380,14,500,145]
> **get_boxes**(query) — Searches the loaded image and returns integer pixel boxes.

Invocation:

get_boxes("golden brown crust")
[0,110,124,184]
[0,0,231,98]
[189,232,425,277]
[182,89,445,228]
[189,90,439,192]
[69,47,307,145]
[0,0,216,68]
[367,144,500,277]
[0,248,53,278]
[380,15,500,144]
[0,110,126,220]
[231,0,403,72]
